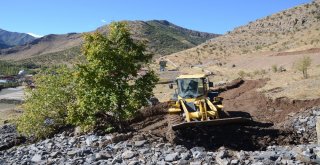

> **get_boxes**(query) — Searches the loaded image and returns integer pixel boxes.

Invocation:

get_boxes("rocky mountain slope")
[0,20,219,64]
[0,29,35,49]
[166,0,320,67]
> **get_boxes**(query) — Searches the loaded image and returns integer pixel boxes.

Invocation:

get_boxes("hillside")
[166,0,320,67]
[0,29,35,48]
[98,20,219,56]
[0,20,219,64]
[153,0,320,102]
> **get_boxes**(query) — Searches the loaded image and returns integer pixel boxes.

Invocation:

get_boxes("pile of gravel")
[0,124,25,151]
[1,131,320,164]
[2,107,320,164]
[282,107,320,143]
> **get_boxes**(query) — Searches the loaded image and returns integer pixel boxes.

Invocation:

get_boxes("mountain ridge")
[0,20,219,64]
[0,29,35,48]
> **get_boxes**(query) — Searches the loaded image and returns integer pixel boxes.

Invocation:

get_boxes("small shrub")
[253,70,260,76]
[272,64,278,73]
[294,56,312,79]
[238,71,246,78]
[255,45,262,50]
[16,66,74,139]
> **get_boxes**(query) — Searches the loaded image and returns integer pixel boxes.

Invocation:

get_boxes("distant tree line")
[0,61,40,76]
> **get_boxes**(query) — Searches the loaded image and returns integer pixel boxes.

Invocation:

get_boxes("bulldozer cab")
[176,74,208,99]
[167,74,251,134]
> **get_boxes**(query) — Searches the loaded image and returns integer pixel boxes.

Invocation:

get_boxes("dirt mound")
[220,79,320,123]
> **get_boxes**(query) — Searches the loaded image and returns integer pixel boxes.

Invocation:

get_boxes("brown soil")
[220,79,320,124]
[130,79,319,151]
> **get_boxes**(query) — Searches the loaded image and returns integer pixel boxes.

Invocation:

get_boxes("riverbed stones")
[122,150,136,159]
[1,107,320,164]
[165,152,179,162]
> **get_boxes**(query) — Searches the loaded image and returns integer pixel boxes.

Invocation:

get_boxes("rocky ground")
[1,107,320,164]
[1,80,320,164]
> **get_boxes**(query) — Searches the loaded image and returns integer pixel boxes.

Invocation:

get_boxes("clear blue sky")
[0,0,311,36]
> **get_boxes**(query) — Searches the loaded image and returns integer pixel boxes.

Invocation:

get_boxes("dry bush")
[294,56,312,79]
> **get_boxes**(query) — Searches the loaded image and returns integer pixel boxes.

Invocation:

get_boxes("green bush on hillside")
[17,66,74,138]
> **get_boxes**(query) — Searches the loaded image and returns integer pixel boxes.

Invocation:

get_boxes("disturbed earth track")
[133,79,319,151]
[220,79,320,124]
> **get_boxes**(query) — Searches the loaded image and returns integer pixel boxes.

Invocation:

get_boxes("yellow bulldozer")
[166,74,250,141]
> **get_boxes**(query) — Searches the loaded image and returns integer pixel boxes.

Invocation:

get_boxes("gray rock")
[85,135,98,146]
[251,162,264,165]
[180,151,191,160]
[165,153,179,162]
[122,150,136,159]
[192,151,205,159]
[67,150,78,157]
[254,151,277,160]
[134,140,147,147]
[299,118,308,123]
[96,151,112,160]
[155,143,165,148]
[31,154,43,163]
[128,160,140,165]
[156,160,168,165]
[217,150,228,159]
[138,148,149,154]
[190,147,205,153]
[50,151,61,158]
[68,137,77,146]
[216,150,229,165]
[177,159,189,165]
[111,155,122,164]
[85,154,96,163]
[230,159,239,165]
[175,145,186,153]
[236,150,246,160]
[190,161,202,165]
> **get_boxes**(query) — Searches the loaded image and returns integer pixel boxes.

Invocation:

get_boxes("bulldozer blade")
[172,117,251,130]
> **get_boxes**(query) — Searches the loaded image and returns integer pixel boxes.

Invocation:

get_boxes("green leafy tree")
[17,66,74,138]
[68,22,158,131]
[294,56,312,79]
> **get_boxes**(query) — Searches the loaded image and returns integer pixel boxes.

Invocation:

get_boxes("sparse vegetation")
[238,70,246,78]
[294,56,312,79]
[272,64,278,73]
